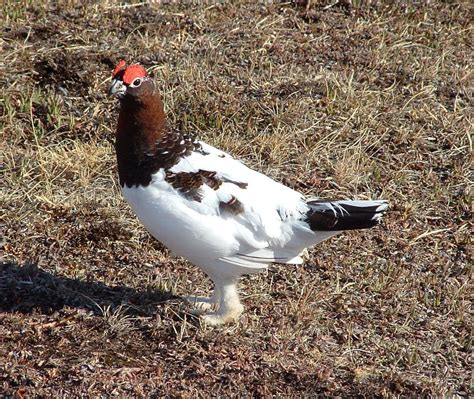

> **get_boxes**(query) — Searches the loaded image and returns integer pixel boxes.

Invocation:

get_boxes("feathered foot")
[200,279,243,326]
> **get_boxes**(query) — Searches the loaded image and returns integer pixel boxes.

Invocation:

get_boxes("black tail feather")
[305,200,388,232]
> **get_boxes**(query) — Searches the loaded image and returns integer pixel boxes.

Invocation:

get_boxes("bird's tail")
[305,199,388,231]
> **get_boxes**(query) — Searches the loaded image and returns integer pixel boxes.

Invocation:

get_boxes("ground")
[0,1,471,398]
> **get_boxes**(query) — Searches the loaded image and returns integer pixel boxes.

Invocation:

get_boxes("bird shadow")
[0,259,176,317]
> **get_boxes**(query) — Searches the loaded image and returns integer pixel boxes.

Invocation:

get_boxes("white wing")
[165,142,331,268]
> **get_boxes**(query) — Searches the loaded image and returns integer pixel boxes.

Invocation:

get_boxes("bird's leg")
[201,279,243,326]
[183,285,220,315]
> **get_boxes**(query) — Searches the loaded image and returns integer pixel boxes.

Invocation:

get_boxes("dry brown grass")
[1,1,472,397]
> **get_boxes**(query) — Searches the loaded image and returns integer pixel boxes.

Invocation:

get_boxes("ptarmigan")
[108,61,388,325]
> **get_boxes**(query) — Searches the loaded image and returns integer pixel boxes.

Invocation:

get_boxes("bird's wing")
[164,141,314,266]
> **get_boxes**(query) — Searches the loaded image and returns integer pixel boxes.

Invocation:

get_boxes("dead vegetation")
[1,1,471,397]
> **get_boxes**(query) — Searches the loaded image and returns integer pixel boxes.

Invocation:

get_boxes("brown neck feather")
[115,90,197,188]
[117,92,166,150]
[115,92,166,187]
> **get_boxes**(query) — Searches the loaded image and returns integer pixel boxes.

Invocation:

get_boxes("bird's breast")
[120,180,239,263]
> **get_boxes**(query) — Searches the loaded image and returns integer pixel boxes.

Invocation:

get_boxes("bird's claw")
[183,295,217,313]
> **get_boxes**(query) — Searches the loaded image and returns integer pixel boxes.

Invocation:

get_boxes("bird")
[108,60,388,326]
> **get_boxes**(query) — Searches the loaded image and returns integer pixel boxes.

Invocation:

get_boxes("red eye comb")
[123,64,147,85]
[112,60,127,78]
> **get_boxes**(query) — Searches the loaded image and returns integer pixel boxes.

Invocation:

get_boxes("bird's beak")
[108,78,126,97]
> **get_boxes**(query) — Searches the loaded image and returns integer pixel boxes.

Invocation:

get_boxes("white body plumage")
[122,142,337,281]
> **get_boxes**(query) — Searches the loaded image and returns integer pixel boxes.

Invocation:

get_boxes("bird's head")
[108,60,155,101]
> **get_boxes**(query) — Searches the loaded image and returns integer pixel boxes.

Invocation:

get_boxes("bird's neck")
[115,93,168,187]
[115,93,196,188]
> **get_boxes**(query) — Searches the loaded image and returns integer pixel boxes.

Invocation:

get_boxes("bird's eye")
[131,78,142,87]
